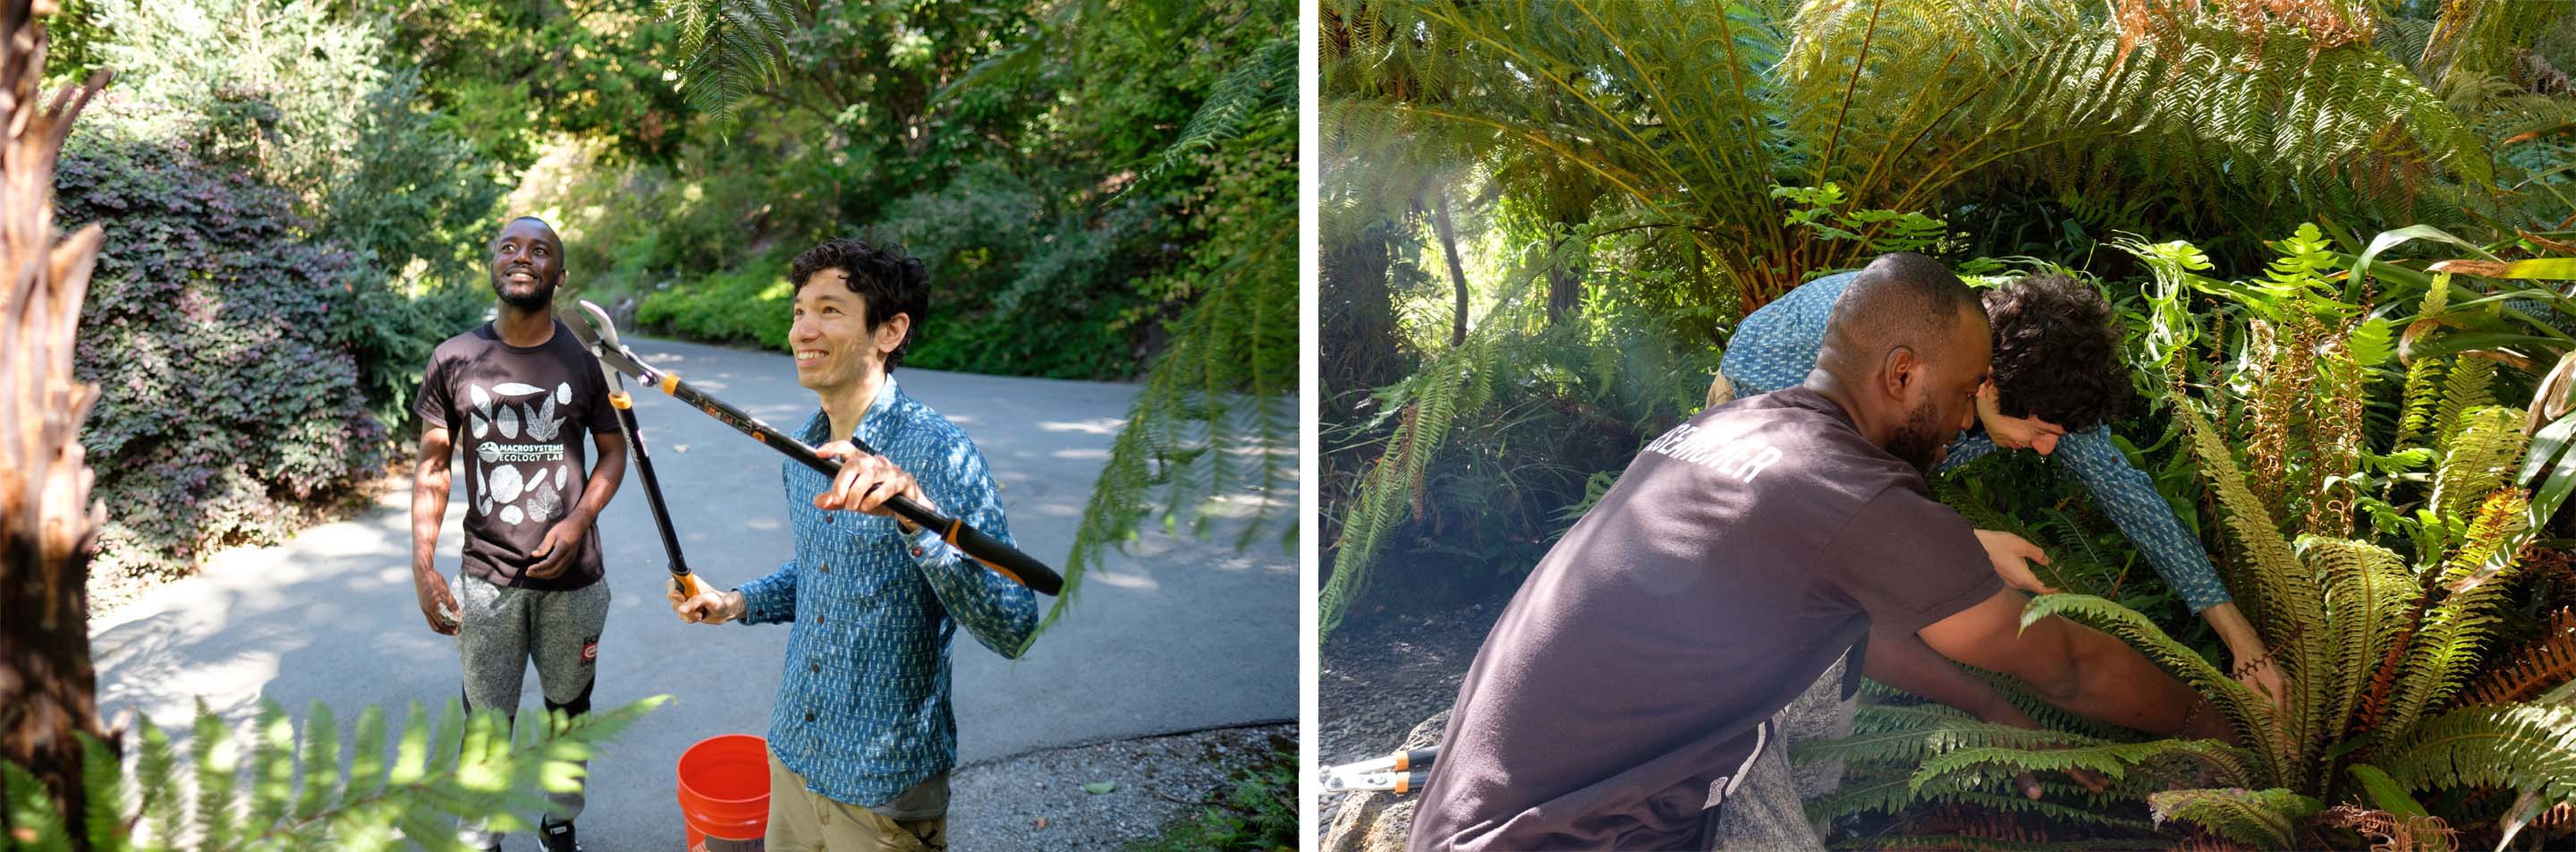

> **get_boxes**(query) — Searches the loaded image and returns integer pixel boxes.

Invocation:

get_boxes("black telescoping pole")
[565,302,1063,596]
[602,381,712,602]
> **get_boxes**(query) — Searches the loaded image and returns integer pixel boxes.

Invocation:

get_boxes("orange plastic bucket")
[676,734,769,851]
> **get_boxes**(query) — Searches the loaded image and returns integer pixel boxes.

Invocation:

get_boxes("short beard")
[1885,400,1948,475]
[494,275,556,311]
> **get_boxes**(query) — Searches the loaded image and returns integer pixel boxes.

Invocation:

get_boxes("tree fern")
[658,0,810,131]
[1320,331,1501,638]
[0,696,665,850]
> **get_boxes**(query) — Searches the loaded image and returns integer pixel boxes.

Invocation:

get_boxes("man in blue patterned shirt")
[668,237,1039,851]
[1714,268,2282,705]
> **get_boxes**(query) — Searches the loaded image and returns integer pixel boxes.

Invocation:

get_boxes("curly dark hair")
[1982,272,2131,431]
[790,236,930,372]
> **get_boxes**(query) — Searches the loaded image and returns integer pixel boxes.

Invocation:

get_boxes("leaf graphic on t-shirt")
[555,464,569,490]
[475,461,492,517]
[491,464,524,504]
[555,382,572,405]
[496,405,520,439]
[499,504,524,524]
[494,382,546,397]
[527,396,563,441]
[475,442,501,464]
[525,478,560,524]
[470,384,493,417]
[469,412,488,439]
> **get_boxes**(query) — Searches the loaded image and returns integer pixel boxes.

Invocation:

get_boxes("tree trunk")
[0,1,113,847]
[1429,183,1470,348]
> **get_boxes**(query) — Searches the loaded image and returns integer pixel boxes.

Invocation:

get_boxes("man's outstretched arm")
[1917,589,2235,742]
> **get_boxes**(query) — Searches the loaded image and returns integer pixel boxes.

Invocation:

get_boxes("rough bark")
[0,0,113,845]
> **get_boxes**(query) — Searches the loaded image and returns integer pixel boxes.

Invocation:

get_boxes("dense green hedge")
[634,254,792,350]
[59,133,388,590]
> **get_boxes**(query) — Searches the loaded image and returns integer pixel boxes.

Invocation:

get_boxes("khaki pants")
[766,752,948,851]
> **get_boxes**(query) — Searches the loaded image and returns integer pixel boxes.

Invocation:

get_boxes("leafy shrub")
[57,130,388,590]
[1123,737,1298,852]
[635,252,793,350]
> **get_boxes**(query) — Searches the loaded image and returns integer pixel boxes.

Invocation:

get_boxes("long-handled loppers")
[561,301,1065,596]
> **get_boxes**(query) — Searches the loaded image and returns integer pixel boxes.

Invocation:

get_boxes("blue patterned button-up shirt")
[1719,272,2233,613]
[735,378,1039,806]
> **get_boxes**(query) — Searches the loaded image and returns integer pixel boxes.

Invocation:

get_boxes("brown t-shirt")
[1409,387,2002,850]
[414,320,619,591]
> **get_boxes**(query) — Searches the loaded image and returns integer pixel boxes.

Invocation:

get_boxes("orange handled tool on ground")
[1320,746,1439,795]
[562,301,1064,596]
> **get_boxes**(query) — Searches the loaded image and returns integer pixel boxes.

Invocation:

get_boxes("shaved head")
[1818,252,1984,378]
[1807,252,1992,472]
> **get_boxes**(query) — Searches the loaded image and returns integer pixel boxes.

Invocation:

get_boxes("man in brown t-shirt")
[1408,253,2228,851]
[410,217,626,852]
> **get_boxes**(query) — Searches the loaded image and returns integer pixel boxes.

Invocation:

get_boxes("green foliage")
[1801,222,2576,848]
[55,134,391,591]
[67,0,513,441]
[635,253,793,350]
[0,695,663,850]
[2147,788,2324,849]
[1120,740,1296,852]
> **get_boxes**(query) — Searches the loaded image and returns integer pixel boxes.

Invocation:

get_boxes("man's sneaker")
[538,819,580,852]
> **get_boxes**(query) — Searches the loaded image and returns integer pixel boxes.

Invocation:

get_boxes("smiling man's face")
[488,218,564,310]
[790,268,908,394]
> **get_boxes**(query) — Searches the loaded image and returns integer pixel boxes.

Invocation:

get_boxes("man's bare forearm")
[2050,620,2222,736]
[1865,630,2038,728]
[411,447,451,575]
[569,431,627,525]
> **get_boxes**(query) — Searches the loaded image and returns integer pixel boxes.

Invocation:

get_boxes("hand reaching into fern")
[2203,602,2284,707]
[1974,530,2057,594]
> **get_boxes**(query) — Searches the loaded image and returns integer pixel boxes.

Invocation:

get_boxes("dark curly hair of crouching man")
[1983,272,2134,431]
[790,236,931,372]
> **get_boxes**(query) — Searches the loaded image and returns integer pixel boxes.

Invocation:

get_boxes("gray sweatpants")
[455,574,610,845]
[1705,654,1856,851]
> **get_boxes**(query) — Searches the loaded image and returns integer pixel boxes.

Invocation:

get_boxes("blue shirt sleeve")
[1934,430,1998,473]
[2054,427,2232,613]
[905,439,1039,658]
[738,558,801,625]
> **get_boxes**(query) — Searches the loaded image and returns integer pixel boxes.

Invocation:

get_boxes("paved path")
[87,335,1297,850]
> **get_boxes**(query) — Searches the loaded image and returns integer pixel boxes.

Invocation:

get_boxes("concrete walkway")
[87,335,1297,850]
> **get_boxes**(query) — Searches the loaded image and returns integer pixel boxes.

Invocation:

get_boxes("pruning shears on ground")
[559,300,1065,596]
[1319,746,1439,795]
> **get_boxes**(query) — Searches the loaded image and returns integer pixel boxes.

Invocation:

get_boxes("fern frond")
[659,0,813,130]
[2383,490,2534,739]
[2467,609,2576,706]
[2147,787,2324,850]
[1,758,74,852]
[2430,357,2498,453]
[1136,36,1293,185]
[2379,703,2576,814]
[2429,405,2529,519]
[1915,738,2253,795]
[2395,356,2446,447]
[2300,536,2419,749]
[2179,405,2323,765]
[1322,330,1503,638]
[2019,593,2284,780]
